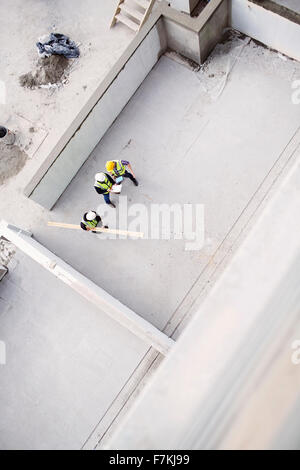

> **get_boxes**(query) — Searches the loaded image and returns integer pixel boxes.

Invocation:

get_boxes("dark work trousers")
[103,193,112,204]
[123,170,136,182]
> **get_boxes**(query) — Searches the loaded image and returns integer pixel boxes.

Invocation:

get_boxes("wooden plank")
[133,0,149,10]
[138,0,156,30]
[121,3,143,22]
[110,0,125,28]
[47,221,144,238]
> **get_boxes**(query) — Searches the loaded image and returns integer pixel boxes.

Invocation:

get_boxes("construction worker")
[106,160,138,186]
[94,172,116,208]
[80,210,108,232]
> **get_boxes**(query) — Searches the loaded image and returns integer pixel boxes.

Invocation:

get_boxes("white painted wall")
[164,18,201,62]
[30,22,165,209]
[232,0,300,62]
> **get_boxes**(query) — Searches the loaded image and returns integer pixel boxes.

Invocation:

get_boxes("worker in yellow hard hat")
[106,160,138,186]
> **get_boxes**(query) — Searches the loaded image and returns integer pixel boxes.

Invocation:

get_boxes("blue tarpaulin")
[36,33,80,59]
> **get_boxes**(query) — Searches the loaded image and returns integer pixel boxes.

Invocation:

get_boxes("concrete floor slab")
[0,250,148,450]
[32,36,300,331]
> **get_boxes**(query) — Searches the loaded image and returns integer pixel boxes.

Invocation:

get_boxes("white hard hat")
[86,211,96,221]
[95,172,106,183]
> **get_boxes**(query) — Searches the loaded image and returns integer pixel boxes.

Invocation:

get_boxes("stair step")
[115,13,139,31]
[121,4,144,22]
[132,0,149,10]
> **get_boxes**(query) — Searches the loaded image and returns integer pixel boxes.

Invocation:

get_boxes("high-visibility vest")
[94,175,113,193]
[81,217,98,229]
[111,160,126,177]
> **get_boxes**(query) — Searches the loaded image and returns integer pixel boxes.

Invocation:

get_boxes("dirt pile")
[19,55,69,89]
[0,142,28,185]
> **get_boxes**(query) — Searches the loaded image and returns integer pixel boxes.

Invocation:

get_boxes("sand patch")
[0,143,28,185]
[19,55,69,89]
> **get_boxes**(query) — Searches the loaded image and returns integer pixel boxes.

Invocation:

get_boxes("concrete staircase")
[111,0,156,32]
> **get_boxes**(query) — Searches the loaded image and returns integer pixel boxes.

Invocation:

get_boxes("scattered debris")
[123,139,132,150]
[19,55,70,89]
[0,142,28,185]
[19,33,79,90]
[36,33,80,59]
[165,49,200,72]
[196,31,250,100]
[278,52,288,61]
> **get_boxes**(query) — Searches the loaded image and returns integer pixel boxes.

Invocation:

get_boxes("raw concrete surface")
[0,143,28,185]
[275,0,300,14]
[31,35,300,331]
[1,23,300,449]
[0,249,148,450]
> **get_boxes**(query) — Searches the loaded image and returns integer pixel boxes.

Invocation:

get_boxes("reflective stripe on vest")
[82,218,98,229]
[112,160,125,177]
[94,175,113,193]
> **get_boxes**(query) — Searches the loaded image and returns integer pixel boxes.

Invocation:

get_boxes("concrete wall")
[164,17,201,63]
[163,0,229,64]
[29,20,167,209]
[231,0,300,61]
[199,0,228,62]
[169,0,199,14]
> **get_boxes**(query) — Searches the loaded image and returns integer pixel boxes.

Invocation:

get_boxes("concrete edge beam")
[0,220,175,356]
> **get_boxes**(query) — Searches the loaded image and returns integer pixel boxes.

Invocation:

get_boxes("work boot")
[133,178,139,187]
[109,202,116,208]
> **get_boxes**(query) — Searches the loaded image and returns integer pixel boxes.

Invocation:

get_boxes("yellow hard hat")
[106,161,115,172]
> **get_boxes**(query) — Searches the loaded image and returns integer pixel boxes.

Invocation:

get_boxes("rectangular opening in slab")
[33,33,300,334]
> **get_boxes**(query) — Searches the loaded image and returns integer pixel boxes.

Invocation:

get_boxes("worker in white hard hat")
[80,210,108,233]
[94,172,116,208]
